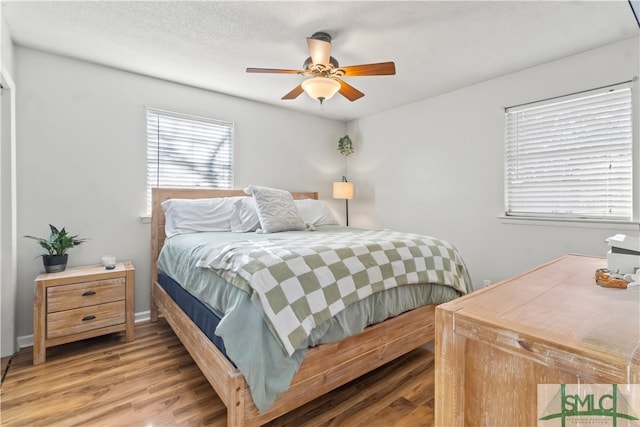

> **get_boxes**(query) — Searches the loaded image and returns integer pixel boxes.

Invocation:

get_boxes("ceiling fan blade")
[282,85,305,100]
[246,67,302,74]
[307,37,331,66]
[336,78,365,102]
[340,62,396,77]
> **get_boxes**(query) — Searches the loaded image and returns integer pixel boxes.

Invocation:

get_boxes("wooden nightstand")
[33,261,135,365]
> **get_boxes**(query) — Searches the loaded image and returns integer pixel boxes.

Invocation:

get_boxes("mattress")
[157,225,470,411]
[157,273,229,362]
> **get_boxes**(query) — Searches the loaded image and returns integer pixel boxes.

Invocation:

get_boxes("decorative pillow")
[294,199,339,226]
[243,186,306,233]
[229,197,260,232]
[162,197,242,237]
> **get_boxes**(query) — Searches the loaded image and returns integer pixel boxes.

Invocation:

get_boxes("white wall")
[1,12,15,75]
[1,12,18,357]
[348,36,640,288]
[14,47,347,339]
[12,35,640,342]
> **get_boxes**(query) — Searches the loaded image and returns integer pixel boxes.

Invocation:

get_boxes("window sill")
[499,215,640,231]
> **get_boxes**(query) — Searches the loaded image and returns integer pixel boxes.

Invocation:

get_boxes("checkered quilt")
[197,229,470,356]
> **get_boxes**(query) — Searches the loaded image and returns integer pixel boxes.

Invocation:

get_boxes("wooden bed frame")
[150,188,437,426]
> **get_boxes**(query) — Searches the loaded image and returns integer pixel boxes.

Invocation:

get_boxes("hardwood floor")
[0,356,10,384]
[0,319,435,426]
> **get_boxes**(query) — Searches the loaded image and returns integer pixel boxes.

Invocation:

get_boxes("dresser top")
[439,254,640,367]
[35,261,134,285]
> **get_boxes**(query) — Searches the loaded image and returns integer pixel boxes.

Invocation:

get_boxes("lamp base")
[345,199,349,227]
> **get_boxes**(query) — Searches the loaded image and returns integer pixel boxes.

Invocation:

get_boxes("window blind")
[146,109,234,213]
[504,84,633,220]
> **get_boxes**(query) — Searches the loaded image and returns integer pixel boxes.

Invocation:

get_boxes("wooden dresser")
[435,254,640,426]
[33,262,135,364]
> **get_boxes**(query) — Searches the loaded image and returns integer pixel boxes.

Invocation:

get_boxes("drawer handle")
[517,339,532,352]
[82,315,96,322]
[82,291,96,297]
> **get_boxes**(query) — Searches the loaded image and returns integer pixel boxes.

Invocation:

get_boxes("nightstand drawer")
[46,301,125,338]
[47,278,125,313]
[34,262,135,364]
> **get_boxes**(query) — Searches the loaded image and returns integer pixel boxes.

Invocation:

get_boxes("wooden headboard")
[150,187,318,312]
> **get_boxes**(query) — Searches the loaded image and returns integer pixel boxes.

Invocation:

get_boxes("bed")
[150,187,471,426]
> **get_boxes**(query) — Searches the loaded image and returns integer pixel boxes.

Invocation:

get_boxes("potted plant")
[25,224,87,273]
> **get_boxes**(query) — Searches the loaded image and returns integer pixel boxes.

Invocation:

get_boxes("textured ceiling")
[2,1,639,121]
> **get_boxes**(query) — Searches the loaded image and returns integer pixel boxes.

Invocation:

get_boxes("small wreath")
[338,135,354,157]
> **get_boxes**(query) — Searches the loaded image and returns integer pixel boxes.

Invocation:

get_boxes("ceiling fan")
[246,32,396,104]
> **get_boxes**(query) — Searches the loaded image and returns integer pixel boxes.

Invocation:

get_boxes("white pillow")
[162,197,242,237]
[294,199,339,226]
[243,186,306,233]
[229,197,260,232]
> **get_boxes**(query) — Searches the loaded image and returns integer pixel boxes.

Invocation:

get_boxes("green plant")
[24,224,87,256]
[338,135,354,157]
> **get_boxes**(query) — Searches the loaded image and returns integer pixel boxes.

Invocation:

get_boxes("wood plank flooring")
[0,319,435,426]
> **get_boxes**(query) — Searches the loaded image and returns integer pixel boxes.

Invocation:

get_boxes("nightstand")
[33,261,135,365]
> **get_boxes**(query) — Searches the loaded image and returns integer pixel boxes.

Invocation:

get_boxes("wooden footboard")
[257,302,436,425]
[153,279,435,426]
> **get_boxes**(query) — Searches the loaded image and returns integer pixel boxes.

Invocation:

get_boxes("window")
[504,83,633,221]
[146,109,234,213]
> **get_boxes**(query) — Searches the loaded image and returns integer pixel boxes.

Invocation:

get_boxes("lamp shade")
[302,77,340,102]
[333,181,354,200]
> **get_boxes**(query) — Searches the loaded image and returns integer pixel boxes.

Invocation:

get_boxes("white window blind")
[504,84,633,220]
[146,109,234,213]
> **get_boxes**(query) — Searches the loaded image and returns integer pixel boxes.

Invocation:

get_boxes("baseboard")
[16,335,32,351]
[16,310,151,350]
[135,310,151,324]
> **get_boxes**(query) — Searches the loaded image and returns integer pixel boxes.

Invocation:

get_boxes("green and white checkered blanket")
[197,229,470,356]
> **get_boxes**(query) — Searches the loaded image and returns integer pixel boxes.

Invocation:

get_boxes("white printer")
[606,234,640,274]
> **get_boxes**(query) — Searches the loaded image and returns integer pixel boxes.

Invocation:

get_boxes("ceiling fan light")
[301,77,340,103]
